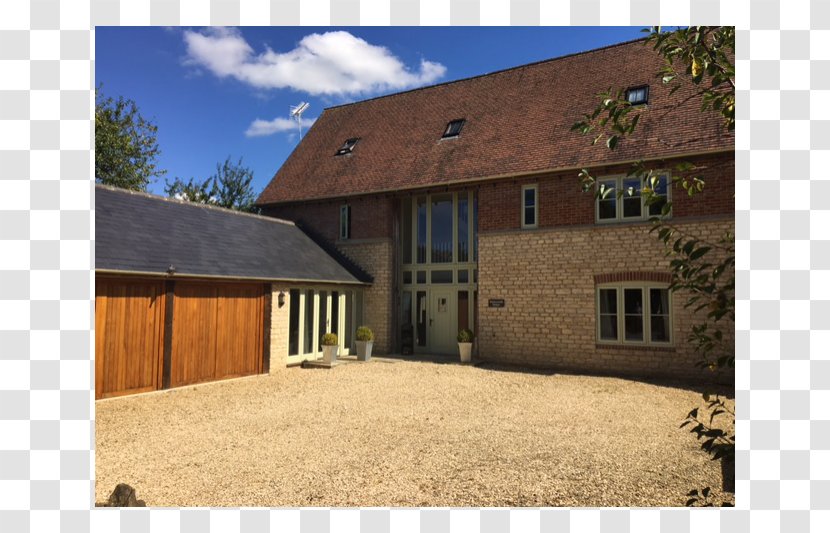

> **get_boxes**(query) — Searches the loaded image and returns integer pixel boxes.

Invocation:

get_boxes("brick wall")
[477,218,735,381]
[268,283,291,373]
[478,152,734,232]
[264,196,394,242]
[337,240,395,354]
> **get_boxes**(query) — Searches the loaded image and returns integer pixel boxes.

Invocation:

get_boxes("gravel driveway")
[95,359,733,507]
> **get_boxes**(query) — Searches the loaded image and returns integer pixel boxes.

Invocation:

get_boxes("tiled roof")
[95,185,370,284]
[257,37,733,206]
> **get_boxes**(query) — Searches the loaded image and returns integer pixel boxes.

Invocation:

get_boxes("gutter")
[94,269,372,286]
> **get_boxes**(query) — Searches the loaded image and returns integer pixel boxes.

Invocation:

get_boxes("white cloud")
[183,28,447,96]
[245,116,316,137]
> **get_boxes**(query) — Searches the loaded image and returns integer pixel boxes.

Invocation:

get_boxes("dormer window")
[335,138,359,156]
[625,85,649,106]
[442,119,465,138]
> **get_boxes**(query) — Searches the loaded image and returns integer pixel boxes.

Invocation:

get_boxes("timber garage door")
[95,279,166,399]
[170,282,266,388]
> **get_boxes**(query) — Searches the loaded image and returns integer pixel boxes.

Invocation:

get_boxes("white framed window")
[521,184,538,229]
[596,284,672,345]
[339,204,351,240]
[596,173,670,223]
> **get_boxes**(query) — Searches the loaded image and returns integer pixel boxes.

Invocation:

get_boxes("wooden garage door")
[95,278,165,399]
[170,282,265,388]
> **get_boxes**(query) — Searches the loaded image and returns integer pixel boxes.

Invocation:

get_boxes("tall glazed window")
[416,197,427,264]
[402,198,412,264]
[431,194,453,263]
[457,195,469,263]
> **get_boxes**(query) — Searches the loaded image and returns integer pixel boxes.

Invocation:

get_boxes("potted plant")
[457,328,474,363]
[321,333,339,364]
[355,326,374,361]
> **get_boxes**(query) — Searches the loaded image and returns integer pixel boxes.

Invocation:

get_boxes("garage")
[95,185,371,399]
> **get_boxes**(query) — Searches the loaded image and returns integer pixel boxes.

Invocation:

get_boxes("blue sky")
[95,26,646,197]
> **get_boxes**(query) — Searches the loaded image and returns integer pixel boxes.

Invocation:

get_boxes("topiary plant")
[321,333,338,346]
[457,328,474,343]
[355,326,374,342]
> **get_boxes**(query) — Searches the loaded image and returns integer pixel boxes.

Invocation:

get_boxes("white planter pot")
[322,345,339,364]
[355,340,373,361]
[458,342,473,363]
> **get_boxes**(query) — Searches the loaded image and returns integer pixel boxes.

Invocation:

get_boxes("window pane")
[288,289,300,356]
[458,269,469,283]
[625,316,644,341]
[648,175,669,216]
[598,199,616,219]
[402,199,412,264]
[431,270,453,283]
[651,315,670,342]
[416,271,426,284]
[624,288,644,341]
[624,288,643,314]
[344,291,353,350]
[524,206,535,226]
[417,197,427,263]
[331,291,339,337]
[401,291,412,327]
[416,291,427,347]
[403,271,412,284]
[599,289,617,314]
[529,189,536,206]
[622,179,641,218]
[650,288,669,315]
[599,315,618,340]
[318,291,328,351]
[431,194,453,263]
[457,196,469,263]
[302,289,314,354]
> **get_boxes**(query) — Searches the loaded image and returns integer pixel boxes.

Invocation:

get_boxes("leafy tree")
[572,26,735,506]
[164,156,258,212]
[95,86,165,191]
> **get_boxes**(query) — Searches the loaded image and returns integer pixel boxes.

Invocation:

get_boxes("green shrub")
[457,328,474,343]
[355,326,374,342]
[321,333,338,346]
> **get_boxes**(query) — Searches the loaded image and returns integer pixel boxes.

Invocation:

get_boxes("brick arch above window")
[594,271,671,285]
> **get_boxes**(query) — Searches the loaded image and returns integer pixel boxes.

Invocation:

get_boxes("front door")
[429,289,455,354]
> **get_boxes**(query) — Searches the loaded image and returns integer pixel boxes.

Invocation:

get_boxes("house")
[255,37,735,380]
[94,185,370,398]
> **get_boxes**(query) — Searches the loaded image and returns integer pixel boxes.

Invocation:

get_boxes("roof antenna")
[289,102,310,141]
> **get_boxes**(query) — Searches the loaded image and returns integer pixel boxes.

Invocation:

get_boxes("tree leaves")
[164,156,258,212]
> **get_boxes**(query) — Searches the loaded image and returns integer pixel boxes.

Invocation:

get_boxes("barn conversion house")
[255,37,734,380]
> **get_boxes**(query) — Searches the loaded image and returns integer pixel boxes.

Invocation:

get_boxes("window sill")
[596,342,675,353]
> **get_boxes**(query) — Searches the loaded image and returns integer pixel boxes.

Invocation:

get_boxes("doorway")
[429,289,456,354]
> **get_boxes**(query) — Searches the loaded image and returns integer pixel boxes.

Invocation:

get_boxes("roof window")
[335,138,360,156]
[625,85,649,106]
[442,119,465,138]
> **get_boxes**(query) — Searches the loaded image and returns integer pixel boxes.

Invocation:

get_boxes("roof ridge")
[95,183,296,226]
[322,34,651,112]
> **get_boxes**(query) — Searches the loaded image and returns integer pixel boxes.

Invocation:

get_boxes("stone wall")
[268,283,291,373]
[337,239,395,354]
[477,217,735,381]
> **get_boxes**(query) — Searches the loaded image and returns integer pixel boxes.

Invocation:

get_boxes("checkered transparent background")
[0,0,824,531]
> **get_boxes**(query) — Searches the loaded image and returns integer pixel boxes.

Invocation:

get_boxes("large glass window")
[302,289,314,354]
[597,284,671,345]
[402,198,412,264]
[416,291,427,347]
[431,194,453,263]
[288,289,300,356]
[416,197,427,264]
[402,291,413,328]
[458,196,469,263]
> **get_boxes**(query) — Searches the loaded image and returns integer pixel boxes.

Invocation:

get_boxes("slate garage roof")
[257,37,734,205]
[95,185,369,284]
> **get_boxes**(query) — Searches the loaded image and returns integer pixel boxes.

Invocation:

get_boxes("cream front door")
[429,289,455,354]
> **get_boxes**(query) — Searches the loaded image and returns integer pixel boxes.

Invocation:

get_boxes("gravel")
[95,359,734,507]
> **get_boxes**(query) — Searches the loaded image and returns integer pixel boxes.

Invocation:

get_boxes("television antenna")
[289,102,310,139]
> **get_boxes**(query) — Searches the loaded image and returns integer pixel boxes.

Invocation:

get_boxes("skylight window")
[442,119,465,138]
[335,138,359,156]
[625,85,649,106]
